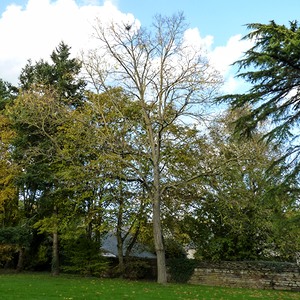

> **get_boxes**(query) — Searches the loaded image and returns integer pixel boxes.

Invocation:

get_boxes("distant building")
[100,232,156,259]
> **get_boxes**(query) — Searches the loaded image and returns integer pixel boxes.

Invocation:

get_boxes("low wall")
[188,261,300,291]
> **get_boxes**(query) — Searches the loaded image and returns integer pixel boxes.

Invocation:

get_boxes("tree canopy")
[88,11,222,283]
[0,16,299,282]
[219,20,300,176]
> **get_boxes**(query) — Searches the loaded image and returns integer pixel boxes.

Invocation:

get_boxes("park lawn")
[0,272,299,300]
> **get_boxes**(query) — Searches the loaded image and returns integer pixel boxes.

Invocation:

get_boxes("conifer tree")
[219,21,300,174]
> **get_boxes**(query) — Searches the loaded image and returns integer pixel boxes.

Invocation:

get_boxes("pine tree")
[19,41,86,107]
[219,20,300,175]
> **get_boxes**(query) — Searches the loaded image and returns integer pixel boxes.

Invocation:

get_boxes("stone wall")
[188,261,300,291]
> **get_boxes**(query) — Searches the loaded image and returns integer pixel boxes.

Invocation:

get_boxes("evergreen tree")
[7,43,86,274]
[218,20,300,175]
[19,41,86,107]
[0,79,18,110]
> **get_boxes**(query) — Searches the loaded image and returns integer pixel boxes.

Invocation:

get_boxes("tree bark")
[52,230,59,275]
[116,230,125,276]
[90,13,219,284]
[52,207,59,276]
[153,201,167,283]
[152,162,167,284]
[16,247,25,272]
[116,195,125,277]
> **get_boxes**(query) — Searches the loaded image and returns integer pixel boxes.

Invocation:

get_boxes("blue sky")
[1,0,299,46]
[116,0,300,46]
[0,0,299,90]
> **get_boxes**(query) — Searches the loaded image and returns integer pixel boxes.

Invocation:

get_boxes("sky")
[0,0,299,93]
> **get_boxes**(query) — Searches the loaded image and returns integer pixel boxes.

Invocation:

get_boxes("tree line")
[0,14,299,283]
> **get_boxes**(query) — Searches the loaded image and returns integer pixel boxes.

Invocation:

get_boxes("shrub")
[124,258,152,280]
[62,236,108,277]
[0,244,16,267]
[164,239,186,259]
[167,258,198,283]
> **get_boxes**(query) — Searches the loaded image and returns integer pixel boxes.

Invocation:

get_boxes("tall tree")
[218,20,300,177]
[60,88,152,276]
[0,79,22,268]
[0,79,18,110]
[7,87,71,274]
[0,79,18,227]
[86,12,221,283]
[183,110,299,261]
[7,42,86,274]
[19,41,86,107]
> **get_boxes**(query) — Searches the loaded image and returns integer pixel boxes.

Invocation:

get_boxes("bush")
[164,239,186,259]
[167,258,198,283]
[0,244,16,268]
[62,236,108,277]
[124,258,152,280]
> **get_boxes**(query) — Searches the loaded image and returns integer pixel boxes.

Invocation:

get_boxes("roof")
[100,232,156,259]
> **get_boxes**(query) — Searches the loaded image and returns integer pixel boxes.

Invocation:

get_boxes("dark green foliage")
[164,238,186,259]
[0,79,18,110]
[218,21,300,174]
[0,226,32,247]
[0,226,32,269]
[244,260,300,273]
[214,22,300,260]
[1,19,300,279]
[123,258,152,279]
[181,110,300,262]
[26,238,52,271]
[62,236,108,277]
[5,42,88,274]
[19,41,86,107]
[167,258,198,283]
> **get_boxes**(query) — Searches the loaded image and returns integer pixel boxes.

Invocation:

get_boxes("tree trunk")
[117,197,125,277]
[16,247,25,272]
[116,230,125,277]
[125,226,140,259]
[52,207,59,276]
[152,163,167,284]
[52,230,59,275]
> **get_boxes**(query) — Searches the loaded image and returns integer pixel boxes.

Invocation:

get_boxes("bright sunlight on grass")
[0,272,299,299]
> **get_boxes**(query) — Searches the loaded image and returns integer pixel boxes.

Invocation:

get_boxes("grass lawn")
[0,272,299,299]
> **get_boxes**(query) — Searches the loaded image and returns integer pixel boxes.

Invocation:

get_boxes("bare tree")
[84,12,221,283]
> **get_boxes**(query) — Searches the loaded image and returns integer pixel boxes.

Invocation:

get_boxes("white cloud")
[80,0,101,4]
[208,34,253,93]
[183,27,214,51]
[221,75,248,94]
[0,0,252,94]
[181,29,253,94]
[103,0,119,6]
[209,34,252,75]
[0,0,131,84]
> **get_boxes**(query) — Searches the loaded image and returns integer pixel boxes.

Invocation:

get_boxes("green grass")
[0,272,299,299]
